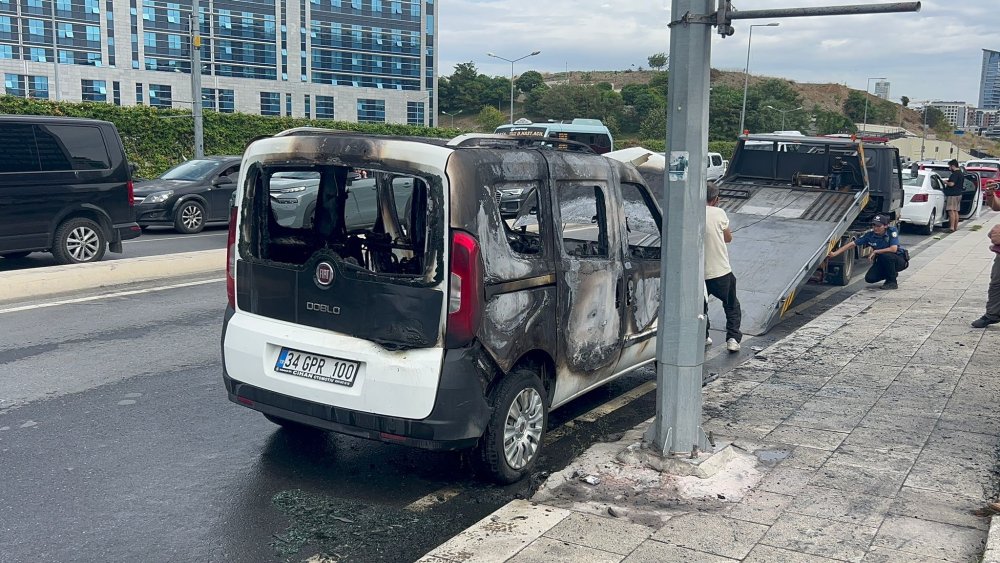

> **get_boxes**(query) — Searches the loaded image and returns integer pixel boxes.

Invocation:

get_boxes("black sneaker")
[880,281,898,290]
[971,317,999,329]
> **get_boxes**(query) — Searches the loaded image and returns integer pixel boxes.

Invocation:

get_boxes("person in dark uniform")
[943,159,964,233]
[827,214,908,290]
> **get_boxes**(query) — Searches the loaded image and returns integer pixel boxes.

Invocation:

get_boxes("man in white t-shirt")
[704,182,742,352]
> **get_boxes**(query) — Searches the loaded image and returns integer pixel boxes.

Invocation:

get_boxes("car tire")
[174,200,205,234]
[0,251,31,259]
[920,210,935,235]
[52,217,106,264]
[827,249,853,286]
[475,368,548,484]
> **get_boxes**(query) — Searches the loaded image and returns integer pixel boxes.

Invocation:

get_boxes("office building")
[873,80,889,100]
[927,101,969,129]
[980,48,1000,111]
[0,0,437,125]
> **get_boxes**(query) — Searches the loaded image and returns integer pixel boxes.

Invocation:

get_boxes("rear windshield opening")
[246,164,441,283]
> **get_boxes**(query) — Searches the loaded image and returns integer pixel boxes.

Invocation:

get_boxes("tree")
[477,105,506,132]
[901,96,910,108]
[514,70,546,96]
[842,91,868,123]
[812,104,856,135]
[647,53,668,70]
[708,85,743,140]
[924,106,948,133]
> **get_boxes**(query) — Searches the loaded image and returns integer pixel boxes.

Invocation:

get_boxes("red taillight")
[446,230,484,348]
[226,206,237,309]
[127,180,134,207]
[910,193,929,202]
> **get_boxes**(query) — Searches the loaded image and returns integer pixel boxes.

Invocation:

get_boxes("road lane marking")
[404,486,462,512]
[0,278,224,314]
[124,232,227,244]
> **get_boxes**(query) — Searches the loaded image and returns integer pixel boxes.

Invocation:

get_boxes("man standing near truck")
[704,182,742,352]
[827,214,908,289]
[944,159,964,233]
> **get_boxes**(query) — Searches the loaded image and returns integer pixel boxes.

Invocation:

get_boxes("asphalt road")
[0,227,945,562]
[0,225,229,272]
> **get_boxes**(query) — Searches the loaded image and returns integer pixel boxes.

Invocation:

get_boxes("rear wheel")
[173,200,205,234]
[52,218,106,264]
[475,368,548,484]
[920,210,936,235]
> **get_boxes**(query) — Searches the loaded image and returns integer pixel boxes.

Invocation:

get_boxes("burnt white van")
[221,130,663,482]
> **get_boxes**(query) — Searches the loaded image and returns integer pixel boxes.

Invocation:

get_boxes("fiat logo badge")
[315,262,335,287]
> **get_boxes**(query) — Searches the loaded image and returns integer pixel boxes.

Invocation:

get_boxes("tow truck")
[610,134,903,335]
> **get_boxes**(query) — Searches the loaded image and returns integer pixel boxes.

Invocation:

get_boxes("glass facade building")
[0,0,436,124]
[980,49,1000,111]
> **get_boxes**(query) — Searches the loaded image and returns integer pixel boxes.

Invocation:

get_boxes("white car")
[900,170,983,235]
[706,152,727,181]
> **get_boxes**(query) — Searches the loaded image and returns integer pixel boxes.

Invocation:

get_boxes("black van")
[0,116,140,264]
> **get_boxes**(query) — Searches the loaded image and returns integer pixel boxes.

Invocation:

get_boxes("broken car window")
[555,182,609,258]
[621,183,660,260]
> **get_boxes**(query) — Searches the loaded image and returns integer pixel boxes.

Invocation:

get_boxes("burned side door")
[614,181,662,372]
[549,179,625,407]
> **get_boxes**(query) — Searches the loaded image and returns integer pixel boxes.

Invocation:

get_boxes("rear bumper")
[221,306,492,450]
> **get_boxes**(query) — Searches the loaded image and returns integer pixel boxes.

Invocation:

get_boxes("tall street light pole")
[765,104,803,130]
[862,76,886,136]
[189,0,204,158]
[487,50,540,124]
[738,22,778,137]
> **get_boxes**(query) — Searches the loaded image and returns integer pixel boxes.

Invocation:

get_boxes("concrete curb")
[0,249,225,303]
[985,518,1000,563]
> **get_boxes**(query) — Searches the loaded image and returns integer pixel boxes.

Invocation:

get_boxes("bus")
[494,118,614,154]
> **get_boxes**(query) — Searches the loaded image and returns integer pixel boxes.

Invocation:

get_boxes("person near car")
[704,182,742,352]
[971,200,1000,328]
[827,214,907,290]
[943,159,964,233]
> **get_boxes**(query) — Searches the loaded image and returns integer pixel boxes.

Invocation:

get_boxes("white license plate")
[274,347,359,387]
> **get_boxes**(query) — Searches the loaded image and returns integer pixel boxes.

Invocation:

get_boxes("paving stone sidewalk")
[420,212,1000,563]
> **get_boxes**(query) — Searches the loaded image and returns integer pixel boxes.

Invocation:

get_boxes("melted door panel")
[550,179,624,406]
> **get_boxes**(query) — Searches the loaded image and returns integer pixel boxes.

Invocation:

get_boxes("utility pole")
[190,0,204,158]
[645,0,921,460]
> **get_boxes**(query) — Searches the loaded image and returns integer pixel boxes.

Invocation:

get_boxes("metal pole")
[509,61,515,124]
[728,2,921,19]
[488,51,540,125]
[644,0,712,457]
[920,105,927,160]
[190,0,204,158]
[50,0,60,101]
[738,23,778,137]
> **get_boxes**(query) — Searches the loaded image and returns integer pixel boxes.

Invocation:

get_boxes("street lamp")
[441,109,462,128]
[738,22,779,137]
[764,105,803,131]
[861,76,886,136]
[487,50,541,124]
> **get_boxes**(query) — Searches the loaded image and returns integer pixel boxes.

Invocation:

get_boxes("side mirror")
[128,162,139,177]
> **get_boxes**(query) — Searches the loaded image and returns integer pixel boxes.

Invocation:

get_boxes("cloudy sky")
[440,0,993,106]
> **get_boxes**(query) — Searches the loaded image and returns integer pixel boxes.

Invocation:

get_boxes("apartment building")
[0,0,437,124]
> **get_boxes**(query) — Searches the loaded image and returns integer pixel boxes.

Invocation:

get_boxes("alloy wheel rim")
[503,388,544,470]
[67,226,100,261]
[182,205,203,229]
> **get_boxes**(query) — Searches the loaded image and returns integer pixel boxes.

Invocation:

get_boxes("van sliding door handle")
[615,276,623,309]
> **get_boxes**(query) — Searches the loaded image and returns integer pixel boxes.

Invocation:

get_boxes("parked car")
[900,169,982,234]
[133,156,241,233]
[965,159,1000,172]
[0,115,140,264]
[268,170,373,229]
[966,165,1000,198]
[222,130,664,483]
[706,151,727,181]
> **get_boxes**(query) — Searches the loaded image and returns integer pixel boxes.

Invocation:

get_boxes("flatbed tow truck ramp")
[608,142,870,336]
